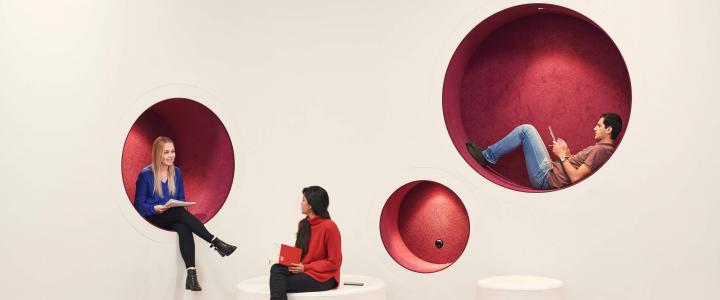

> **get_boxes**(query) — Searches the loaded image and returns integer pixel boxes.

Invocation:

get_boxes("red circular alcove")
[443,4,631,192]
[121,98,234,224]
[380,181,470,273]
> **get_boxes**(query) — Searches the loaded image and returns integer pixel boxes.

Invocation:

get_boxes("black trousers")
[147,207,214,268]
[269,264,337,300]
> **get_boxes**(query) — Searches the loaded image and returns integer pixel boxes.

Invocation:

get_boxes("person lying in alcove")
[466,112,623,190]
[134,136,237,291]
[269,186,342,300]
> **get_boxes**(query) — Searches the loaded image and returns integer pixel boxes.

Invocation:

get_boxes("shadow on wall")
[121,98,234,224]
[443,3,631,192]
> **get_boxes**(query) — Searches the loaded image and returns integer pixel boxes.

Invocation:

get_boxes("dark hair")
[600,112,623,140]
[295,186,330,258]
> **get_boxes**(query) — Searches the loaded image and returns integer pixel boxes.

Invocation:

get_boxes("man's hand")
[289,263,304,273]
[553,138,592,183]
[154,205,168,214]
[552,138,570,159]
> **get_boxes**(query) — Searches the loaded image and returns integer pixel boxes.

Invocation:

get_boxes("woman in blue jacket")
[134,136,236,291]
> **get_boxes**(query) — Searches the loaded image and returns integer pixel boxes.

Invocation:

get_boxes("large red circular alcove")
[380,181,470,273]
[121,98,234,224]
[443,4,631,192]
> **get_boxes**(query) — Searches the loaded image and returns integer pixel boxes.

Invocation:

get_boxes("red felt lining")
[443,4,631,192]
[380,181,470,273]
[121,98,234,225]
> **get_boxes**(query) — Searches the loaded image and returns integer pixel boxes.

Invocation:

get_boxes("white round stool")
[237,274,386,300]
[476,276,564,300]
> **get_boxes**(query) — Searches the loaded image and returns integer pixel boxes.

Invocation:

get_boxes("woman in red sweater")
[269,186,342,300]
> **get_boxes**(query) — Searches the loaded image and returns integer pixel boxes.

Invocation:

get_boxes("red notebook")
[278,244,302,267]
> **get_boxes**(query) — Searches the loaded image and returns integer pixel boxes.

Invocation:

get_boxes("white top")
[476,276,563,291]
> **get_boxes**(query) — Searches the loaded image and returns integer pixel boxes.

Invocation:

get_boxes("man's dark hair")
[600,112,623,140]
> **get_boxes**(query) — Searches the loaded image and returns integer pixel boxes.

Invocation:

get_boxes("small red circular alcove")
[121,98,234,225]
[380,181,470,273]
[443,4,631,192]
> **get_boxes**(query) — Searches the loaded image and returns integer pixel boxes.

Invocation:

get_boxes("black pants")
[269,264,337,300]
[147,207,214,268]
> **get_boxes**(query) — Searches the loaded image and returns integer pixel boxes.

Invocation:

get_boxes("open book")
[164,199,196,208]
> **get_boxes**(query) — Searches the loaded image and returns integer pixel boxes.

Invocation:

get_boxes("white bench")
[237,274,386,300]
[476,276,564,300]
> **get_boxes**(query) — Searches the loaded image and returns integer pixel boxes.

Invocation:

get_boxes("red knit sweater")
[301,216,342,286]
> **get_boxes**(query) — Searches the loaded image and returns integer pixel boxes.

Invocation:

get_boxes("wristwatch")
[560,156,569,163]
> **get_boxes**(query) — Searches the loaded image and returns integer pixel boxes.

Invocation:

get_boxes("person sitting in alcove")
[269,186,342,300]
[466,113,623,190]
[134,136,237,291]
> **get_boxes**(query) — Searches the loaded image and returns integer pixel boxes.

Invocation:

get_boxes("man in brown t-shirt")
[466,113,623,189]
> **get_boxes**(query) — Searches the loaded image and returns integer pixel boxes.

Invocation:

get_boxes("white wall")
[1,0,719,299]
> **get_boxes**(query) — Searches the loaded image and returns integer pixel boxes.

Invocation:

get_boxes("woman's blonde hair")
[151,136,176,198]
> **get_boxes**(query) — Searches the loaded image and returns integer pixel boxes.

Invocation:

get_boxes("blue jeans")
[482,124,552,189]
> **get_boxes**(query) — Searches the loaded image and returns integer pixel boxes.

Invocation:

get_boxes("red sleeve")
[304,223,342,273]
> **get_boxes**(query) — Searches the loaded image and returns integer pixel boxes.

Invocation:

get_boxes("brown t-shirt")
[547,143,615,188]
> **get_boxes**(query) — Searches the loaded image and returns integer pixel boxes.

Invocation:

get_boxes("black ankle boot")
[185,269,202,291]
[210,237,237,257]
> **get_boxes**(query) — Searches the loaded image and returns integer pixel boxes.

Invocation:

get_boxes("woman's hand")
[154,205,168,214]
[289,263,304,273]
